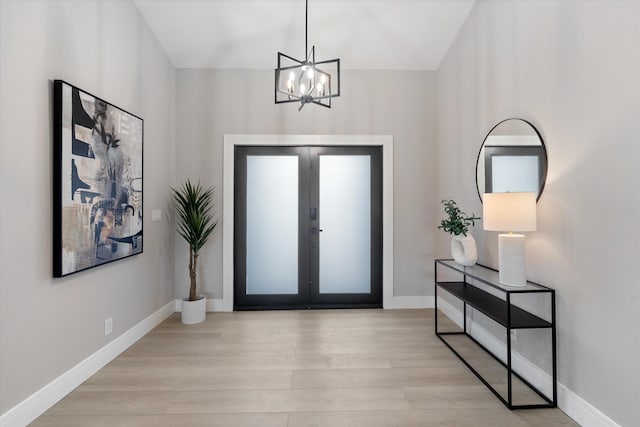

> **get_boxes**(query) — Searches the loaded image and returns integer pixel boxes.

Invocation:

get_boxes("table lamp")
[483,192,536,286]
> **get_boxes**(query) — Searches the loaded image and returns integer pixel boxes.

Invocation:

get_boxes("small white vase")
[451,233,478,266]
[181,295,206,325]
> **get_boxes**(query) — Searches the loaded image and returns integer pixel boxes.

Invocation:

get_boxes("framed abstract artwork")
[53,80,143,277]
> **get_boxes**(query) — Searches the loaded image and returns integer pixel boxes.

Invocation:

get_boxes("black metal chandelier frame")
[274,0,341,110]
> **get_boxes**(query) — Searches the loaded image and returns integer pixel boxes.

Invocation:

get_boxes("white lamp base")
[498,233,527,286]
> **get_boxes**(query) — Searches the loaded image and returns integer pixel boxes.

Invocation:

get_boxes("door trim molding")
[223,135,394,311]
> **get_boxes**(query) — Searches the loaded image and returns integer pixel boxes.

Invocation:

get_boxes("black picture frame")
[53,80,143,277]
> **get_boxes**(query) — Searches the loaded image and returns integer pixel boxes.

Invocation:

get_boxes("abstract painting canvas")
[53,80,143,277]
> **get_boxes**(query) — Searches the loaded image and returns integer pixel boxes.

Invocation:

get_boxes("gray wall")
[175,69,437,300]
[435,1,640,425]
[0,0,176,414]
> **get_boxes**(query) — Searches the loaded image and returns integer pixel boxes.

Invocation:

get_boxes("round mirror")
[476,118,548,202]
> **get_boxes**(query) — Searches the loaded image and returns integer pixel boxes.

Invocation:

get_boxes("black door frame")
[234,145,382,310]
[234,146,310,308]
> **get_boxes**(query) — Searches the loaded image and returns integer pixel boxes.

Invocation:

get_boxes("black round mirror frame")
[475,118,548,203]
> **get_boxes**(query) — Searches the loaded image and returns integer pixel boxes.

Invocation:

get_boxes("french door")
[234,146,382,309]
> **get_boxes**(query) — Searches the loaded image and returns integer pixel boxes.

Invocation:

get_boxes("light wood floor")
[32,309,577,426]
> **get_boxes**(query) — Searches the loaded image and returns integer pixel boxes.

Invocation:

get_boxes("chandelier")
[274,0,340,110]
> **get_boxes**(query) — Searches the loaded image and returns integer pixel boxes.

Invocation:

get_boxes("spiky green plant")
[172,180,217,301]
[437,199,480,237]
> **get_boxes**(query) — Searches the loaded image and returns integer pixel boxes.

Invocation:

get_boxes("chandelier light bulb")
[320,74,327,84]
[289,71,296,81]
[300,83,306,94]
[307,68,314,79]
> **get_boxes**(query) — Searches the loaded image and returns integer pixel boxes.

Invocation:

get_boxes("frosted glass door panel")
[246,156,298,295]
[492,156,538,193]
[319,155,371,294]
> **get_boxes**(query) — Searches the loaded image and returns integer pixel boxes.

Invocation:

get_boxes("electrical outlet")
[105,317,113,336]
[152,209,162,222]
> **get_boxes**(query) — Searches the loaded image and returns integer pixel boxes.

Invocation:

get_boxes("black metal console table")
[434,259,557,409]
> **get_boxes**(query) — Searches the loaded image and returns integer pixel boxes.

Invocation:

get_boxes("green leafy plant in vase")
[438,199,480,266]
[172,179,217,324]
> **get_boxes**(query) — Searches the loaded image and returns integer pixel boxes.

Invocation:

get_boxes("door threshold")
[234,304,383,311]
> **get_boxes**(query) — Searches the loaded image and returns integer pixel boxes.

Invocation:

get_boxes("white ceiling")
[134,0,475,70]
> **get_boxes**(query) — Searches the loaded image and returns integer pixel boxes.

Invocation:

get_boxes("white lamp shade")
[483,192,536,232]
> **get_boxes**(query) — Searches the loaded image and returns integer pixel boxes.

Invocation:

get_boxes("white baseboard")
[179,296,430,311]
[387,295,434,309]
[437,296,464,326]
[0,301,175,427]
[436,297,620,427]
[558,383,621,427]
[175,298,225,312]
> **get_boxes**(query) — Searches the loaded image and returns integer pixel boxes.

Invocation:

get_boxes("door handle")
[311,227,323,234]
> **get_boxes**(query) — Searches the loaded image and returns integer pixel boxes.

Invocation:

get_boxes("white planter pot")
[181,295,206,325]
[451,233,478,266]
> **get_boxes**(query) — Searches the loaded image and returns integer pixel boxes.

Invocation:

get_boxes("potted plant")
[172,180,217,325]
[438,199,480,266]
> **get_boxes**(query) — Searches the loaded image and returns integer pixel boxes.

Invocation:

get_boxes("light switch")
[152,209,162,222]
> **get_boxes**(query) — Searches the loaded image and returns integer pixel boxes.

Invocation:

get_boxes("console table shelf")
[437,282,552,329]
[434,259,557,410]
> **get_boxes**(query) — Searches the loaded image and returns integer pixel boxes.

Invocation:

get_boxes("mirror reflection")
[476,118,547,202]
